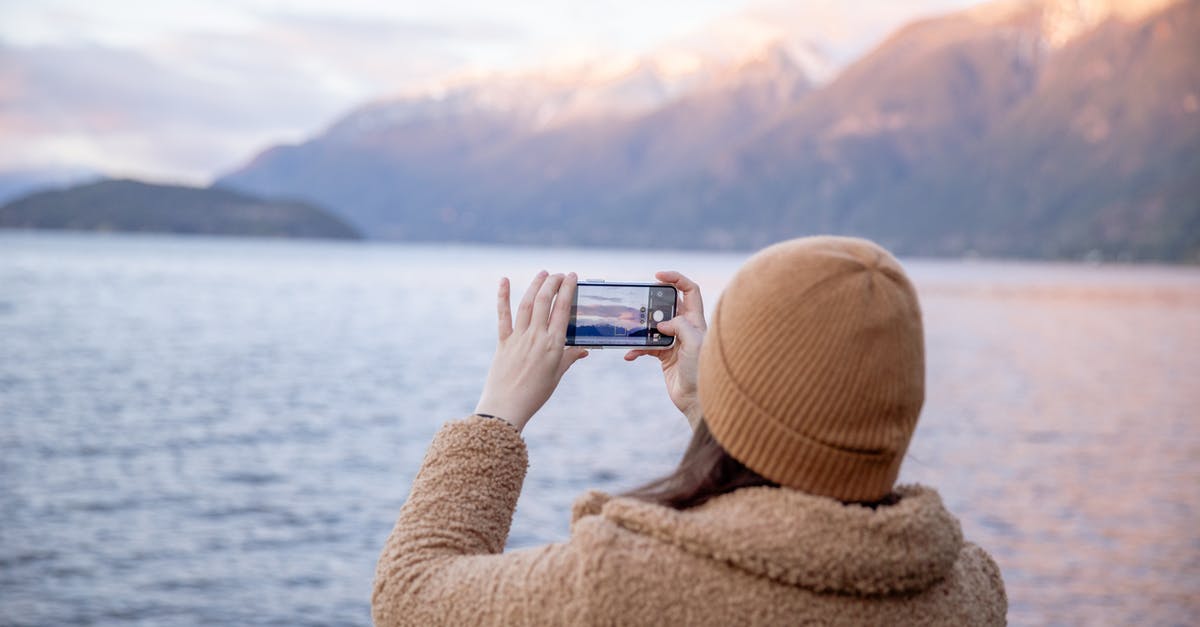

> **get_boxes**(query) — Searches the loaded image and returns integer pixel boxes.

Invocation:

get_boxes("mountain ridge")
[218,0,1199,262]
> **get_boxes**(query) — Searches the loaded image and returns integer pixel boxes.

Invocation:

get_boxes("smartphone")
[566,281,677,349]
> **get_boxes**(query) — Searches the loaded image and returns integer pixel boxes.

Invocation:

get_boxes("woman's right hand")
[624,271,708,430]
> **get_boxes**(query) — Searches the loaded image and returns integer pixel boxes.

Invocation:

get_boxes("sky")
[0,0,983,186]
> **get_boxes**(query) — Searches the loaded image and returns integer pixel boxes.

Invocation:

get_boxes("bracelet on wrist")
[474,413,520,432]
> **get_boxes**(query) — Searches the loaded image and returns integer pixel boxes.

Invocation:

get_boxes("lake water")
[1,232,1198,626]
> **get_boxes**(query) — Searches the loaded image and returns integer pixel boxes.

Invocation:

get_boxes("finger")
[532,273,564,330]
[659,316,703,345]
[497,277,513,341]
[624,349,651,361]
[548,272,576,339]
[655,270,700,294]
[655,270,705,320]
[514,271,548,332]
[557,347,589,377]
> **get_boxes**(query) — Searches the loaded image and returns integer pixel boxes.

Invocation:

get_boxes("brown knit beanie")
[698,236,925,502]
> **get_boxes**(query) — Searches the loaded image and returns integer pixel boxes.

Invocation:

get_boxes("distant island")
[0,179,362,240]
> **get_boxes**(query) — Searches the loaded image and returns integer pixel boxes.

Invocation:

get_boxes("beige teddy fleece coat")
[372,416,1007,625]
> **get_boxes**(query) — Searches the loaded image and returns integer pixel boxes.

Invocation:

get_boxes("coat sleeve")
[372,416,590,626]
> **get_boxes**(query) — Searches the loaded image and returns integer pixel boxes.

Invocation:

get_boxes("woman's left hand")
[474,271,589,433]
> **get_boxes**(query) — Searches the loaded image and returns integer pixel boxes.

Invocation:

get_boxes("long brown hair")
[624,419,778,510]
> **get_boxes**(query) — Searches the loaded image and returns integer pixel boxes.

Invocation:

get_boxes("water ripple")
[2,232,1198,626]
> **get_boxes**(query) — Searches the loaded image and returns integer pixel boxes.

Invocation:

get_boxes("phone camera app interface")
[570,285,674,346]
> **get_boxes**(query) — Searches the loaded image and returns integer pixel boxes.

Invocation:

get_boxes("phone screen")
[567,283,676,348]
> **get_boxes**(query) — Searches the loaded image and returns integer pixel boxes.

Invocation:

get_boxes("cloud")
[577,308,643,332]
[580,293,630,304]
[579,304,643,319]
[0,41,346,182]
[262,11,526,46]
[0,0,985,183]
[0,9,522,182]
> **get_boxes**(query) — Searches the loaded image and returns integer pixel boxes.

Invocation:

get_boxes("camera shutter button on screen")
[652,310,664,322]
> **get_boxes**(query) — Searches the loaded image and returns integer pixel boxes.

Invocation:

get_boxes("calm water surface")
[1,232,1198,626]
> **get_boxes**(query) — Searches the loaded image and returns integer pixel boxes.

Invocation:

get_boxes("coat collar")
[572,484,963,596]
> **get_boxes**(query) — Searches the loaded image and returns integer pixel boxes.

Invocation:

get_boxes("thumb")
[624,349,653,361]
[558,347,589,376]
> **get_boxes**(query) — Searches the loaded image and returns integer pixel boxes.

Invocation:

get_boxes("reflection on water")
[911,271,1200,625]
[1,232,1197,625]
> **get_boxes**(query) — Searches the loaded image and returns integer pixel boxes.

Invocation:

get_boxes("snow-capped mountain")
[326,37,827,141]
[970,0,1180,45]
[219,0,1198,261]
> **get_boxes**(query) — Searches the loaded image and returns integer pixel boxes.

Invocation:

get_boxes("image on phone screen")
[567,283,676,348]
